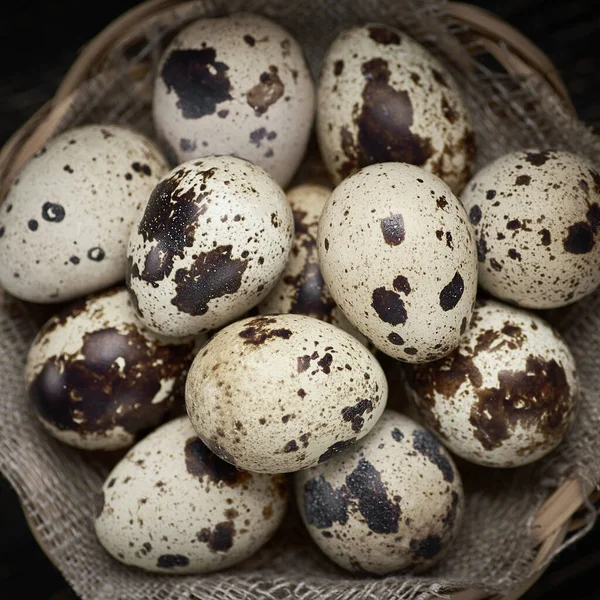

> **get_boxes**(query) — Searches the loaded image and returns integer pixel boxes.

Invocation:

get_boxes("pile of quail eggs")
[3,13,594,576]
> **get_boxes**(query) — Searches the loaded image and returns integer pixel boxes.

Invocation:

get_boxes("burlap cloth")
[1,1,600,598]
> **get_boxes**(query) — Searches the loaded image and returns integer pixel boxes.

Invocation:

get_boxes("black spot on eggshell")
[563,222,594,254]
[391,428,404,441]
[404,347,418,355]
[246,66,284,115]
[339,58,433,179]
[412,430,454,482]
[469,356,571,451]
[410,535,442,560]
[345,458,400,533]
[28,219,38,231]
[525,150,553,166]
[239,316,293,345]
[87,247,105,262]
[317,353,333,374]
[161,48,232,119]
[341,399,373,432]
[439,272,464,311]
[539,229,551,246]
[368,26,401,44]
[29,325,192,439]
[0,226,4,238]
[486,190,496,200]
[393,275,411,295]
[334,59,344,76]
[489,258,502,271]
[303,475,349,528]
[180,138,197,152]
[184,436,251,487]
[156,554,190,568]
[318,438,357,463]
[249,127,277,147]
[197,522,235,552]
[42,202,65,223]
[469,205,482,225]
[388,332,404,345]
[380,214,405,245]
[515,174,531,186]
[171,245,248,316]
[243,34,255,46]
[372,288,407,325]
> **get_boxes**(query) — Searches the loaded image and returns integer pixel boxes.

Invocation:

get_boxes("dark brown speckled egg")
[405,299,578,467]
[153,13,315,188]
[126,156,294,338]
[294,410,463,574]
[185,314,387,473]
[461,149,600,308]
[317,24,475,194]
[95,416,289,573]
[24,288,200,450]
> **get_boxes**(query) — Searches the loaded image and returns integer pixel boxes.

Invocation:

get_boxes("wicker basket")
[0,2,597,599]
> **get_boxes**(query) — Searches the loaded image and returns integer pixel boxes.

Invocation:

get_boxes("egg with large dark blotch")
[153,13,315,188]
[317,24,474,194]
[405,299,578,467]
[95,416,288,573]
[294,410,463,574]
[25,288,201,450]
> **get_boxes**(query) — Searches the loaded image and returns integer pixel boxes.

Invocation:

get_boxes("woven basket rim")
[0,2,596,599]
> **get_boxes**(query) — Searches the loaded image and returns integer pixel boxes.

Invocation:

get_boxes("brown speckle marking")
[247,66,284,115]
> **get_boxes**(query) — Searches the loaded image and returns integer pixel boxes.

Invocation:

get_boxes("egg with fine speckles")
[153,13,315,188]
[94,416,288,573]
[294,410,463,574]
[185,314,387,473]
[461,149,600,308]
[126,156,294,338]
[317,24,475,194]
[318,162,478,363]
[24,287,199,450]
[0,125,168,303]
[258,184,367,346]
[405,299,578,468]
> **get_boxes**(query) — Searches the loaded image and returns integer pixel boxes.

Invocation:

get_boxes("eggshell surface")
[25,288,197,450]
[126,156,293,338]
[94,416,289,573]
[185,314,388,473]
[317,162,478,363]
[153,13,315,188]
[294,410,463,574]
[461,149,600,308]
[317,24,475,194]
[0,125,168,303]
[405,299,578,467]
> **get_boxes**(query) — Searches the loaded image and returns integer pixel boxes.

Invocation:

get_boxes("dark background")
[1,1,599,599]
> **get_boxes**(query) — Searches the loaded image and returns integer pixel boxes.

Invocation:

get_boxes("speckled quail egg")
[185,314,387,473]
[318,162,478,363]
[126,156,293,338]
[0,125,168,303]
[258,184,367,345]
[294,410,463,574]
[317,23,475,194]
[153,13,315,188]
[94,416,288,573]
[25,287,199,450]
[405,299,578,467]
[461,149,600,308]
